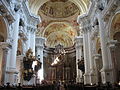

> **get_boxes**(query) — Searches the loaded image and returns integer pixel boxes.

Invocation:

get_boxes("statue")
[23,48,41,81]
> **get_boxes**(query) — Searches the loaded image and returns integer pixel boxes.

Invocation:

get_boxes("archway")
[95,38,103,84]
[28,0,90,15]
[0,16,8,85]
[113,32,120,82]
[43,22,77,48]
[110,13,120,83]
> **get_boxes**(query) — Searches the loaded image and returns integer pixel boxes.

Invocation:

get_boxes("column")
[26,27,36,55]
[30,29,36,55]
[83,29,91,84]
[107,40,118,83]
[97,12,114,84]
[36,37,45,82]
[88,30,96,84]
[26,28,31,50]
[94,54,102,85]
[75,36,83,83]
[0,42,10,85]
[16,55,24,84]
[6,12,20,84]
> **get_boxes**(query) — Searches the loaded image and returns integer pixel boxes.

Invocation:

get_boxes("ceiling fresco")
[43,22,77,47]
[110,14,120,39]
[28,0,90,48]
[28,0,90,15]
[50,0,68,2]
[40,1,79,18]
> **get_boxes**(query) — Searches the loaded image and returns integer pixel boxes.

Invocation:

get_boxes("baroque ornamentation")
[23,48,41,81]
[43,22,77,47]
[40,1,79,18]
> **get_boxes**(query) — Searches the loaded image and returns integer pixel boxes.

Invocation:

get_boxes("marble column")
[94,54,102,85]
[16,55,24,84]
[5,12,20,84]
[107,40,118,83]
[97,12,114,84]
[30,29,36,55]
[88,30,96,85]
[26,27,36,55]
[26,27,31,50]
[36,37,45,82]
[83,29,91,84]
[75,36,83,83]
[0,42,10,85]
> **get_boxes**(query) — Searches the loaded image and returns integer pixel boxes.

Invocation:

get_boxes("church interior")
[0,0,120,90]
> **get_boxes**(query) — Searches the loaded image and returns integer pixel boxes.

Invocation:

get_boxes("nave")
[0,0,120,89]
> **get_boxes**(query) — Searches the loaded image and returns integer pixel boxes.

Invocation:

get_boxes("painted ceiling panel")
[28,0,90,48]
[43,22,77,47]
[40,1,79,18]
[28,0,90,15]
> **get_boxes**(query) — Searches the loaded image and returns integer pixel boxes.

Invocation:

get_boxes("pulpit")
[23,49,42,84]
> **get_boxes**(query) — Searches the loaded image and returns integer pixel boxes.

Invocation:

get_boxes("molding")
[0,0,15,24]
[102,0,119,21]
[0,42,11,49]
[22,1,40,25]
[35,37,46,47]
[107,40,118,50]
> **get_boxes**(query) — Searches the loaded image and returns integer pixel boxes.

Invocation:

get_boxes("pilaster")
[88,29,96,85]
[77,15,91,85]
[0,42,10,85]
[97,11,114,84]
[5,11,20,85]
[75,36,83,83]
[94,54,102,85]
[107,40,118,83]
[35,37,46,81]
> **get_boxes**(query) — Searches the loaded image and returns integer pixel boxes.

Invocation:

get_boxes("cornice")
[22,1,40,25]
[0,0,15,24]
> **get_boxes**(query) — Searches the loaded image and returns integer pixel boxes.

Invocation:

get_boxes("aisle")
[60,84,65,90]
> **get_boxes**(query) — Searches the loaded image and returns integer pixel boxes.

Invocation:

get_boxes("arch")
[0,16,9,41]
[42,22,77,48]
[109,13,120,39]
[29,0,90,15]
[112,32,120,82]
[109,12,120,83]
[42,21,76,36]
[0,16,9,85]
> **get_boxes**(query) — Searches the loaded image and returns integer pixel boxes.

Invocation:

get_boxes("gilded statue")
[25,48,35,60]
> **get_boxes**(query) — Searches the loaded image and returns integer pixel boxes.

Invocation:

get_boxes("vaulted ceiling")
[28,0,90,48]
[29,0,90,15]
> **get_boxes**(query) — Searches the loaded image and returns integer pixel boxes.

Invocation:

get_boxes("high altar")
[43,44,76,83]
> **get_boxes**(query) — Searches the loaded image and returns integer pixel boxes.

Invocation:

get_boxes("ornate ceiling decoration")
[50,0,68,2]
[28,0,90,48]
[0,17,7,41]
[39,1,79,18]
[43,22,77,48]
[110,14,120,39]
[28,0,90,15]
